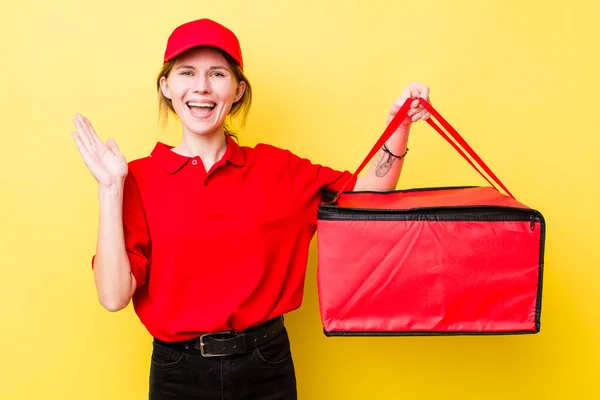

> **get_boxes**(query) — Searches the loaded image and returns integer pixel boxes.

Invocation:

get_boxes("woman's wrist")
[98,180,125,200]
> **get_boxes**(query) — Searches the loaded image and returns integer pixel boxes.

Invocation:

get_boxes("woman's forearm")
[354,122,410,192]
[93,184,136,311]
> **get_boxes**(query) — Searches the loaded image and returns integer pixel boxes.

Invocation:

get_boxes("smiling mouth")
[187,101,216,111]
[185,101,217,117]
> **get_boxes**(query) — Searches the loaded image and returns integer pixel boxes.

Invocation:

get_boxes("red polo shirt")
[104,135,356,342]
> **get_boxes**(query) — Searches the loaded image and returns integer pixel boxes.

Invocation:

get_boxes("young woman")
[72,18,430,400]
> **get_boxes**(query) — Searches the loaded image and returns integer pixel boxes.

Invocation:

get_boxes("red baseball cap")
[163,19,243,69]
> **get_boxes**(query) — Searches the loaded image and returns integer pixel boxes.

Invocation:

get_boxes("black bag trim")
[321,185,479,203]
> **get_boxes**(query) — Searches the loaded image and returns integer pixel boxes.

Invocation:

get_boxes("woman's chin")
[183,124,224,138]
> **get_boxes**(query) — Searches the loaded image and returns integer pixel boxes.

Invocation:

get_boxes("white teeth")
[187,102,215,108]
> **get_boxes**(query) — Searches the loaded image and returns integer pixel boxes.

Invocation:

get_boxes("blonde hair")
[156,47,252,134]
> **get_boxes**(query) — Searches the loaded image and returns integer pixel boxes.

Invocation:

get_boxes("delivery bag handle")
[331,97,514,202]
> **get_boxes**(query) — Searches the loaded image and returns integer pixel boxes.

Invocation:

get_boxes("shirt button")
[191,159,198,166]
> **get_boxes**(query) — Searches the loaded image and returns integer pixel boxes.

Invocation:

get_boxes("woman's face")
[160,47,246,138]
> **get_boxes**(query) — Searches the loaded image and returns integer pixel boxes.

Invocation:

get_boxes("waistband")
[153,317,285,357]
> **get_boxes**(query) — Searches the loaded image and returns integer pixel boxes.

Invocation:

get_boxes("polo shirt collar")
[151,134,245,174]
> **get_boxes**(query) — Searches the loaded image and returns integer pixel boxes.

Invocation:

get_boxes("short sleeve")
[286,150,356,199]
[91,172,150,288]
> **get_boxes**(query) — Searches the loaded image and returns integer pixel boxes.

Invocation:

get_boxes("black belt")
[154,317,285,357]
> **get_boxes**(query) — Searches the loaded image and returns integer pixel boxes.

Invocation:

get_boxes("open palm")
[71,113,128,187]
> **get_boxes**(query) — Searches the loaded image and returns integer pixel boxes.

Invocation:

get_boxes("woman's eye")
[211,72,225,77]
[180,71,192,76]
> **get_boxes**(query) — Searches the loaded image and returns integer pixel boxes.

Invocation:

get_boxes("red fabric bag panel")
[317,187,544,335]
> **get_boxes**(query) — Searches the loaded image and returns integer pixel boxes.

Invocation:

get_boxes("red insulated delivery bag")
[316,98,545,336]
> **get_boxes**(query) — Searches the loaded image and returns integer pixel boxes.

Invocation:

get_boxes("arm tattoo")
[375,150,395,177]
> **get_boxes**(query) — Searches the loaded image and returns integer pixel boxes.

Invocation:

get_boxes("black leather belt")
[154,317,285,357]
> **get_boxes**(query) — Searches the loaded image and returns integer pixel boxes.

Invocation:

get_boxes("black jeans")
[149,327,297,399]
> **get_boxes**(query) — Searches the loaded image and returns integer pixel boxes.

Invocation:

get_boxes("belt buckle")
[199,331,233,357]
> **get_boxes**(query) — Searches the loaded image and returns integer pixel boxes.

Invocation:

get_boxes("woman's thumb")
[106,138,121,154]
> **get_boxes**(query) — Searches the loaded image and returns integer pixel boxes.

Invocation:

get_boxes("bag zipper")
[318,205,543,231]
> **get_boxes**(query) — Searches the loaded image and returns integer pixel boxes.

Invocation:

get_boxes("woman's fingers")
[73,116,95,152]
[389,82,432,123]
[72,130,101,173]
[74,113,109,156]
[71,131,91,159]
[80,115,99,153]
[411,107,431,121]
[83,115,105,150]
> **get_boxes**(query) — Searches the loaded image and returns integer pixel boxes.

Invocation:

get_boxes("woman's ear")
[159,76,172,99]
[234,81,246,102]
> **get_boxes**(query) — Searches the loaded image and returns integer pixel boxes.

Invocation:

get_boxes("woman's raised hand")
[71,113,128,188]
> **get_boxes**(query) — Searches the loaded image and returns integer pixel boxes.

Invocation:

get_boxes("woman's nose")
[193,76,211,94]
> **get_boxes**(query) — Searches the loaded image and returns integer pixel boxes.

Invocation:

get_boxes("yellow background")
[1,0,598,398]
